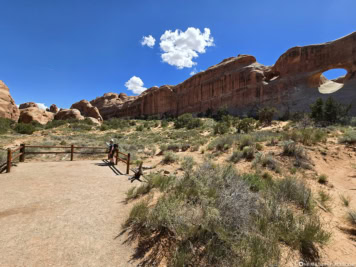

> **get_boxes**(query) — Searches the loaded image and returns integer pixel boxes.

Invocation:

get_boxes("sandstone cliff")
[0,81,20,121]
[90,31,356,119]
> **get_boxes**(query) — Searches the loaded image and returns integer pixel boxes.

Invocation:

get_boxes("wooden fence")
[2,144,130,174]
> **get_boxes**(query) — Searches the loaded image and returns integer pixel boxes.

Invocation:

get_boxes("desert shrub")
[44,120,67,129]
[229,150,243,163]
[69,122,92,131]
[276,177,313,211]
[190,144,200,152]
[242,146,255,160]
[181,144,190,152]
[239,134,254,149]
[213,121,230,135]
[236,118,256,133]
[124,161,329,267]
[258,107,277,125]
[253,153,280,172]
[347,210,356,225]
[255,143,263,151]
[181,156,195,172]
[0,149,7,164]
[0,117,14,134]
[174,113,202,129]
[14,123,36,134]
[167,143,180,152]
[102,118,130,130]
[136,125,144,131]
[349,117,356,126]
[338,130,356,145]
[282,141,307,159]
[208,135,234,151]
[283,128,327,145]
[161,120,169,128]
[317,174,328,185]
[318,190,332,211]
[340,195,350,207]
[213,105,229,121]
[162,151,179,164]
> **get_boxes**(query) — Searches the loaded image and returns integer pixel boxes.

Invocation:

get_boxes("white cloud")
[159,27,214,69]
[190,68,197,76]
[125,76,147,95]
[141,35,156,48]
[36,103,48,110]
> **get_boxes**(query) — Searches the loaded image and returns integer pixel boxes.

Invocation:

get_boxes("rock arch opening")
[318,68,347,94]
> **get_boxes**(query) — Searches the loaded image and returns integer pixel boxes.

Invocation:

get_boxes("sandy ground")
[0,160,139,267]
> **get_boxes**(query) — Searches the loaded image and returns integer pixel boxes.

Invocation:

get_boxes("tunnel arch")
[318,68,348,94]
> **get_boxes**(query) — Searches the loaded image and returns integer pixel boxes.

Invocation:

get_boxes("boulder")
[70,100,103,121]
[49,104,59,113]
[54,109,84,121]
[19,102,38,109]
[0,80,20,121]
[86,117,101,125]
[19,107,54,125]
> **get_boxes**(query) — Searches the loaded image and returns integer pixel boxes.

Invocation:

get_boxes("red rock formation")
[49,104,59,113]
[95,32,356,118]
[19,107,54,125]
[54,109,84,121]
[19,102,38,109]
[0,81,20,121]
[70,100,103,121]
[90,93,137,120]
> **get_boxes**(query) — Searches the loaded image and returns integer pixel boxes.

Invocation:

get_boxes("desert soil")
[0,160,138,267]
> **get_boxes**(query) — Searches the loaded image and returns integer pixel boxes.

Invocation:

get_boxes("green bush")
[317,174,328,185]
[136,125,144,131]
[347,210,356,226]
[282,141,307,159]
[258,107,277,125]
[237,118,256,133]
[102,118,130,130]
[174,113,202,129]
[242,146,255,160]
[0,117,14,134]
[208,135,234,151]
[338,130,356,145]
[162,151,179,164]
[253,153,280,172]
[229,150,243,163]
[45,120,67,129]
[310,97,351,124]
[213,121,230,135]
[14,123,36,134]
[161,120,169,128]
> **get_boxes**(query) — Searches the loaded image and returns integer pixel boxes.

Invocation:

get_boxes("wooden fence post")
[126,153,130,174]
[115,150,119,165]
[71,145,74,161]
[20,144,25,162]
[6,148,12,173]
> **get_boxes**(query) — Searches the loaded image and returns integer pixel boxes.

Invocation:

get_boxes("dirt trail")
[0,160,139,267]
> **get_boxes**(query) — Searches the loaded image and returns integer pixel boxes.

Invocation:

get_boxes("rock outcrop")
[19,107,54,125]
[19,102,38,109]
[89,31,356,118]
[54,109,84,121]
[49,104,59,113]
[0,81,20,121]
[70,100,103,121]
[90,93,137,120]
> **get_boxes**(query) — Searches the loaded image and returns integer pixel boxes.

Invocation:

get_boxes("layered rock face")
[19,107,54,125]
[95,31,356,118]
[0,81,20,121]
[54,109,84,121]
[70,100,103,121]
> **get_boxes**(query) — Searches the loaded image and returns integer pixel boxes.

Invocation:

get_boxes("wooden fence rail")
[1,144,130,174]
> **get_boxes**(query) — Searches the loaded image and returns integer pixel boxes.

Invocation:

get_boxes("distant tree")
[258,107,277,125]
[310,98,324,122]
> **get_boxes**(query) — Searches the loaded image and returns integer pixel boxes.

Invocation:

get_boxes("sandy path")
[0,160,139,267]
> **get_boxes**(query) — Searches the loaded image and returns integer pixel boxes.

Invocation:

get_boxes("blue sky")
[0,0,355,109]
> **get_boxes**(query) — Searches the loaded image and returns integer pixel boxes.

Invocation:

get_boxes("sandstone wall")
[0,81,20,121]
[91,31,356,118]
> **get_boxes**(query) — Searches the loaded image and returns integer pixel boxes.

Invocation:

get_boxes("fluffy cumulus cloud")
[159,27,214,69]
[36,103,48,110]
[141,35,156,48]
[125,76,147,95]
